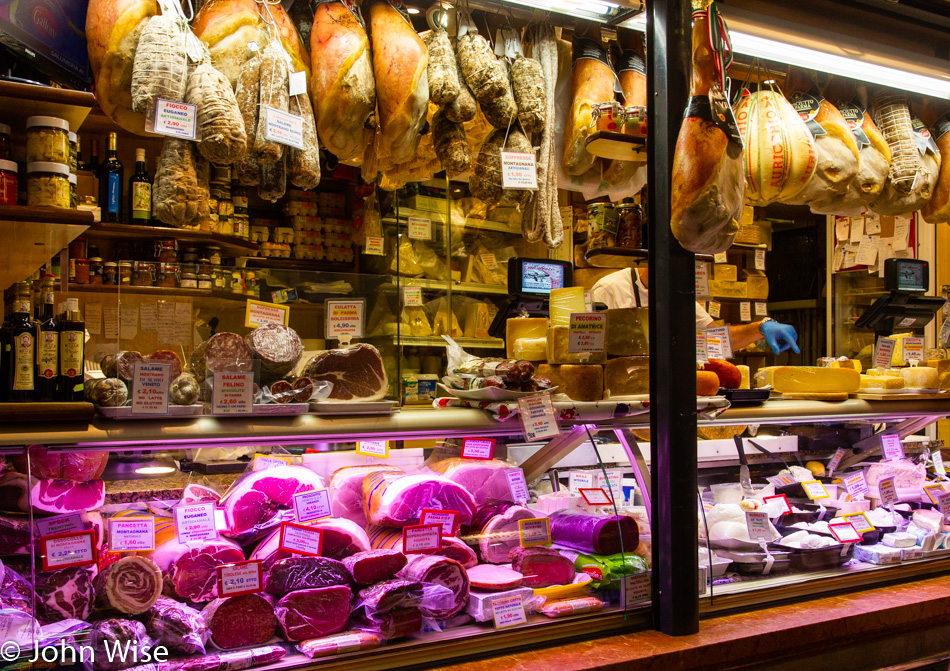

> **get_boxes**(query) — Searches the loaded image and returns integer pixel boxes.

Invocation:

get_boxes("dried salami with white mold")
[445,58,477,123]
[91,378,127,407]
[471,128,534,208]
[191,332,255,382]
[255,41,290,164]
[170,373,200,405]
[288,92,322,190]
[246,323,304,383]
[259,154,287,203]
[131,13,188,114]
[457,32,508,104]
[511,56,545,134]
[425,27,460,104]
[480,58,518,129]
[432,108,472,174]
[185,57,247,165]
[235,53,263,152]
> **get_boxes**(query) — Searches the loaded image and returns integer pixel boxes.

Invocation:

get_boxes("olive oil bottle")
[35,276,59,402]
[2,283,36,402]
[58,298,84,402]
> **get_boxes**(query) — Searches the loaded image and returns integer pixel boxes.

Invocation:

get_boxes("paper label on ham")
[912,117,941,156]
[402,524,442,553]
[789,88,828,137]
[36,513,84,536]
[294,489,333,522]
[837,101,872,149]
[279,522,324,556]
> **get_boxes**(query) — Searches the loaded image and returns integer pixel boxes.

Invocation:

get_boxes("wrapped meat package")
[88,619,153,671]
[297,631,384,658]
[362,471,477,527]
[275,585,353,641]
[429,458,520,506]
[367,525,477,568]
[251,517,370,568]
[146,596,209,655]
[149,537,244,602]
[549,509,640,556]
[202,593,277,650]
[343,549,408,586]
[263,557,352,595]
[397,554,470,618]
[329,466,404,526]
[34,567,94,623]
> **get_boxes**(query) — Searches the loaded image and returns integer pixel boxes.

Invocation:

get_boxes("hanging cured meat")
[781,68,859,209]
[920,99,950,223]
[669,3,744,254]
[310,1,377,162]
[870,90,941,216]
[603,31,647,186]
[368,1,429,167]
[809,79,892,215]
[562,33,614,176]
[86,0,159,134]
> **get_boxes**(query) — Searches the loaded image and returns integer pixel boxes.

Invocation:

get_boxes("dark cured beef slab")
[202,594,277,650]
[342,549,407,586]
[263,557,351,595]
[274,585,352,641]
[509,546,575,588]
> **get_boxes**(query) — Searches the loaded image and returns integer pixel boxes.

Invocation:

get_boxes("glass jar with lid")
[103,262,118,285]
[197,258,212,276]
[155,239,178,263]
[205,246,223,266]
[197,273,212,290]
[180,272,198,289]
[74,259,90,284]
[119,261,133,285]
[155,263,180,288]
[26,116,70,164]
[26,162,71,208]
[0,159,16,206]
[88,257,104,284]
[182,247,198,264]
[615,199,643,249]
[132,261,156,287]
[68,173,77,208]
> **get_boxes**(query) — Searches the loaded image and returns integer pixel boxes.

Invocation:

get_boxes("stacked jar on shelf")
[277,189,355,262]
[0,122,15,206]
[24,116,77,209]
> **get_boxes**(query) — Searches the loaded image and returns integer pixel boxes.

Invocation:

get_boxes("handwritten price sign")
[216,560,263,597]
[174,502,217,543]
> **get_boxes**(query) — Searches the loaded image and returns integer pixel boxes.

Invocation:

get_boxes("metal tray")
[718,388,771,406]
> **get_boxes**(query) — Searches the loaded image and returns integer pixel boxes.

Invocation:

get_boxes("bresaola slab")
[343,549,407,586]
[263,557,351,595]
[202,593,277,650]
[509,546,575,588]
[274,585,352,641]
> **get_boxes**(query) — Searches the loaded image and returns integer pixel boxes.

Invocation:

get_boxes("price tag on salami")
[622,571,651,608]
[293,488,333,522]
[745,511,772,541]
[407,216,432,240]
[403,286,423,307]
[175,502,217,543]
[41,530,96,571]
[364,236,385,256]
[874,336,896,370]
[579,487,613,506]
[763,494,792,515]
[934,449,947,476]
[212,372,254,415]
[506,468,529,503]
[245,299,289,328]
[569,471,594,495]
[844,512,875,533]
[829,522,863,544]
[801,480,830,500]
[881,433,905,461]
[402,523,442,553]
[879,476,899,506]
[153,99,197,140]
[517,394,560,442]
[131,362,171,415]
[739,302,752,322]
[518,517,551,547]
[714,252,728,263]
[903,336,924,364]
[356,440,389,458]
[924,483,946,504]
[568,312,606,353]
[500,151,538,189]
[216,560,263,598]
[492,594,527,628]
[827,448,847,475]
[843,471,870,498]
[705,326,733,359]
[264,106,305,149]
[36,513,84,537]
[695,261,709,298]
[460,438,495,460]
[109,517,156,552]
[278,522,324,556]
[421,509,459,536]
[755,249,766,270]
[325,299,365,341]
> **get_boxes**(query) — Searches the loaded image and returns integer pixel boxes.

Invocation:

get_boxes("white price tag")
[740,302,752,322]
[755,302,768,317]
[903,337,924,364]
[745,511,772,541]
[217,561,263,597]
[245,300,289,328]
[407,216,432,240]
[844,512,875,533]
[567,312,606,353]
[506,468,530,503]
[293,489,333,522]
[500,151,538,189]
[212,372,254,415]
[874,337,896,370]
[763,494,792,515]
[765,474,796,487]
[518,395,560,441]
[713,252,728,263]
[278,523,324,556]
[596,470,624,503]
[518,518,551,546]
[754,249,766,270]
[843,471,870,498]
[695,261,709,298]
[175,502,217,543]
[364,236,385,256]
[707,301,721,319]
[881,433,905,461]
[325,299,365,340]
[403,286,423,307]
[253,453,291,471]
[827,448,846,475]
[154,99,197,139]
[288,70,308,97]
[131,362,170,415]
[109,517,155,552]
[492,594,527,628]
[835,216,850,242]
[568,471,594,495]
[623,572,651,608]
[878,476,899,506]
[801,480,830,500]
[480,253,499,271]
[420,509,460,536]
[264,106,305,149]
[705,326,733,359]
[934,449,947,476]
[579,487,613,505]
[460,438,495,460]
[356,440,389,457]
[402,523,442,552]
[937,491,950,522]
[36,514,84,537]
[696,331,708,363]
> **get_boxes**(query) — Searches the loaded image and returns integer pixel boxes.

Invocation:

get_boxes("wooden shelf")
[238,256,354,273]
[0,402,94,424]
[67,283,214,298]
[389,277,508,296]
[85,223,259,256]
[0,81,96,133]
[0,206,94,289]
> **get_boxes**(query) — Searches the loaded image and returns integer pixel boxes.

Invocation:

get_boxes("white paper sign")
[217,561,263,597]
[827,448,846,475]
[843,471,870,498]
[579,487,613,505]
[36,514,84,537]
[903,337,924,363]
[289,70,308,97]
[705,325,733,359]
[937,491,950,522]
[829,522,863,543]
[934,450,947,476]
[154,99,197,139]
[568,312,606,353]
[212,372,254,415]
[407,216,432,240]
[492,594,527,628]
[850,216,864,243]
[695,261,709,298]
[622,572,651,607]
[878,476,899,506]
[801,481,830,500]
[403,524,442,552]
[865,213,881,235]
[696,331,708,363]
[175,502,217,543]
[745,511,772,541]
[708,301,721,319]
[279,523,323,556]
[506,469,530,503]
[596,470,624,504]
[325,300,365,340]
[835,216,850,242]
[740,302,752,322]
[568,471,594,495]
[109,517,155,552]
[131,362,171,415]
[893,216,911,251]
[856,235,878,266]
[754,249,766,270]
[364,236,385,256]
[293,489,332,522]
[264,106,305,149]
[356,440,388,457]
[518,395,560,441]
[460,438,495,460]
[875,337,896,370]
[500,151,538,189]
[43,531,95,570]
[755,302,768,317]
[403,286,423,307]
[714,252,728,263]
[881,433,905,461]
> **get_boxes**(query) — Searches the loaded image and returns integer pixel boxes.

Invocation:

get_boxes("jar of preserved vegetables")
[26,162,71,208]
[74,259,90,284]
[132,261,155,287]
[155,240,178,263]
[615,199,643,249]
[26,116,69,164]
[119,262,133,285]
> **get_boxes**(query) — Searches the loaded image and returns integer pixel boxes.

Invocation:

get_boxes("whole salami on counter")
[245,323,303,383]
[297,631,383,658]
[191,333,255,382]
[202,593,277,650]
[453,357,535,382]
[94,555,163,615]
[146,350,183,380]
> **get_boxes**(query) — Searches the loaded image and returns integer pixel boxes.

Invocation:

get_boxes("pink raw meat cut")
[466,564,523,591]
[149,538,244,602]
[202,593,277,650]
[477,505,539,564]
[328,466,403,526]
[32,478,104,514]
[34,567,94,623]
[0,471,29,512]
[438,537,478,569]
[220,465,325,544]
[350,606,422,639]
[179,483,221,505]
[274,585,352,641]
[263,557,351,595]
[362,472,477,527]
[429,459,519,506]
[304,343,389,402]
[509,546,575,588]
[14,445,109,481]
[343,549,407,586]
[367,524,478,568]
[250,517,370,569]
[397,555,470,618]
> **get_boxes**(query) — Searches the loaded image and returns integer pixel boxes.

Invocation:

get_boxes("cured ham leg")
[603,31,647,186]
[669,8,744,254]
[561,28,614,177]
[920,99,950,224]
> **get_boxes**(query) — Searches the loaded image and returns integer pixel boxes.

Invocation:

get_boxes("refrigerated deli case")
[4,397,950,670]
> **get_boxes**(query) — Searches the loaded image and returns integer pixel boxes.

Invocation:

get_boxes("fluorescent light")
[134,465,176,475]
[498,0,618,19]
[406,6,421,14]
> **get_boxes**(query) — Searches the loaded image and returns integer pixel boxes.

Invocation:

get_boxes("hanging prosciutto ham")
[562,32,614,177]
[603,31,647,185]
[919,99,950,224]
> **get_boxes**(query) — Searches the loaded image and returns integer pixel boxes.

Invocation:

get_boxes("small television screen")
[0,0,91,88]
[520,261,567,295]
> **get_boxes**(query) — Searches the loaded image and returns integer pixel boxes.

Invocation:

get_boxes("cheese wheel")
[604,357,649,397]
[546,326,607,365]
[537,364,603,402]
[697,371,719,396]
[899,366,938,390]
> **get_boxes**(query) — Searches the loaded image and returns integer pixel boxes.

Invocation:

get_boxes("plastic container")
[0,123,10,160]
[0,159,17,205]
[74,258,90,284]
[26,162,71,208]
[26,116,70,164]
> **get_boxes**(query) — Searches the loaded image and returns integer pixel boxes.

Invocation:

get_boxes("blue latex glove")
[761,320,800,355]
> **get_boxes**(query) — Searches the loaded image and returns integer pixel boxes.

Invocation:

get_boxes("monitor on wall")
[0,0,91,89]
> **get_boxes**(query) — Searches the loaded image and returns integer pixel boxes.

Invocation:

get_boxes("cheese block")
[736,365,750,390]
[740,269,769,301]
[546,326,607,365]
[605,308,649,356]
[697,425,748,440]
[882,532,917,548]
[549,287,587,327]
[912,509,944,534]
[713,264,738,281]
[924,359,950,389]
[758,366,860,393]
[604,356,649,397]
[900,366,938,389]
[709,280,748,299]
[462,301,494,339]
[512,337,547,362]
[830,359,863,373]
[859,374,904,389]
[854,543,902,565]
[537,364,603,402]
[507,318,548,358]
[889,332,915,367]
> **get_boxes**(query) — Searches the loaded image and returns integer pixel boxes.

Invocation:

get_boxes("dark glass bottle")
[151,156,163,227]
[99,132,123,223]
[58,298,84,402]
[88,138,100,177]
[35,277,59,402]
[129,147,151,225]
[3,283,36,402]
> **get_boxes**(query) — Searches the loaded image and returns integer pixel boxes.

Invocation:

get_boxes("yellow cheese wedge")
[506,318,548,358]
[549,287,587,327]
[899,366,938,389]
[605,308,649,356]
[736,365,750,390]
[830,359,863,373]
[546,326,607,365]
[512,337,547,362]
[859,374,904,389]
[925,359,950,390]
[604,356,650,397]
[713,264,738,281]
[754,366,778,388]
[537,364,604,402]
[767,366,860,393]
[888,332,915,367]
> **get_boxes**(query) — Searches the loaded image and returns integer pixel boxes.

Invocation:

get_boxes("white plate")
[99,404,203,420]
[309,401,400,415]
[437,383,555,402]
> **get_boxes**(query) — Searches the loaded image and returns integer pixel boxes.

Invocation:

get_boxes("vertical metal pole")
[646,0,699,636]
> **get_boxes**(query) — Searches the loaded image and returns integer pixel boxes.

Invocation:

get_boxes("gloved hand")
[761,320,800,354]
